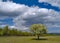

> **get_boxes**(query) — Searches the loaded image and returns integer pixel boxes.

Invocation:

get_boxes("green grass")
[0,36,60,43]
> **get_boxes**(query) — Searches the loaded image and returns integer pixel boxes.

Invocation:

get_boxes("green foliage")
[30,24,47,35]
[0,26,33,36]
[0,24,47,36]
[2,26,9,36]
[0,28,3,36]
[30,24,47,39]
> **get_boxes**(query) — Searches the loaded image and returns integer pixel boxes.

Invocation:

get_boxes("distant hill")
[47,33,60,36]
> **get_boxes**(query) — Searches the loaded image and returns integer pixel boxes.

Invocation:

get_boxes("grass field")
[0,36,60,43]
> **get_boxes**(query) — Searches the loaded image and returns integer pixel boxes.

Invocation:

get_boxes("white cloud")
[13,6,60,30]
[0,1,29,18]
[0,0,60,33]
[0,25,6,28]
[0,2,25,12]
[0,24,16,29]
[39,0,60,8]
[13,7,50,30]
[9,25,16,29]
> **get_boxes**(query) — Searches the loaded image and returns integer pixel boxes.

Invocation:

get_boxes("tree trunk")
[37,35,39,40]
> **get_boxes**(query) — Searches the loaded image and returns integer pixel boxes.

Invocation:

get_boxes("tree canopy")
[30,24,47,39]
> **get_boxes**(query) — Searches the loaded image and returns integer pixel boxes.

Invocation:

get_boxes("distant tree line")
[0,26,33,36]
[0,24,58,37]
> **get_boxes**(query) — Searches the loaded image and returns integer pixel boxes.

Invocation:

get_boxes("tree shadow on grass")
[31,38,48,40]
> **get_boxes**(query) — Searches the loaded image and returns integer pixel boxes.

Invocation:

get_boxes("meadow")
[0,36,60,43]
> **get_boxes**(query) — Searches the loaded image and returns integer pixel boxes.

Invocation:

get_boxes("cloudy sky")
[0,0,60,33]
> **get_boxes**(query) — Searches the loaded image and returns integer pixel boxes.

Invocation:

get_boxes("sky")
[0,0,60,33]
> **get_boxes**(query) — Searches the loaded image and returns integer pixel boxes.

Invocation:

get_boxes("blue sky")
[0,0,60,33]
[13,0,60,11]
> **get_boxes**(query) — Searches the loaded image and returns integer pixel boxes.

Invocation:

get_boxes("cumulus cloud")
[13,6,60,30]
[0,1,29,18]
[39,0,60,8]
[0,0,60,33]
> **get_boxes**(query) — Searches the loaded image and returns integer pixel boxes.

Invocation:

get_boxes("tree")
[9,28,18,36]
[0,28,3,36]
[2,26,9,36]
[30,24,47,39]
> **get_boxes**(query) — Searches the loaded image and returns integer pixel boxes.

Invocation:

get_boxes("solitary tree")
[30,24,47,39]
